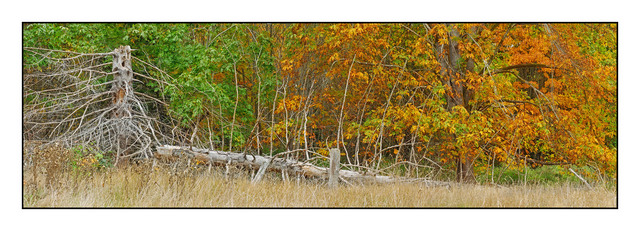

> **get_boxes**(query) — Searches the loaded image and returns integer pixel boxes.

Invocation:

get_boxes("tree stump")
[111,45,134,164]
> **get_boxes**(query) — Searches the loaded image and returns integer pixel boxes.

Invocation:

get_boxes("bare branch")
[23,46,180,159]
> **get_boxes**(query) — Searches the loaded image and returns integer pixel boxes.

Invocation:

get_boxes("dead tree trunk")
[24,46,175,159]
[156,145,451,187]
[111,45,134,164]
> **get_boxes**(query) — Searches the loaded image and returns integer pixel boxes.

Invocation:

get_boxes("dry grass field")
[22,162,616,208]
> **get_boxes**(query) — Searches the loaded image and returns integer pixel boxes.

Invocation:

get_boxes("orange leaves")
[275,95,303,113]
[504,25,554,66]
[281,59,294,72]
[257,23,616,179]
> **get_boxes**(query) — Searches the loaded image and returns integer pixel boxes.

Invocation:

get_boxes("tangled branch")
[23,46,179,160]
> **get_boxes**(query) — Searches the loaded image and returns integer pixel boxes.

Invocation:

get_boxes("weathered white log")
[155,145,450,187]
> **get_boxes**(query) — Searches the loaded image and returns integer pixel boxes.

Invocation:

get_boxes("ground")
[23,163,616,208]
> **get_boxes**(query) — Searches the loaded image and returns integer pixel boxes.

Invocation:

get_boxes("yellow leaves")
[419,124,430,135]
[448,126,455,134]
[435,85,446,95]
[347,28,358,37]
[495,136,502,142]
[351,71,369,83]
[329,53,340,63]
[318,149,329,157]
[452,105,469,117]
[275,95,303,114]
[465,53,475,59]
[281,59,294,72]
[480,28,491,37]
[438,38,448,46]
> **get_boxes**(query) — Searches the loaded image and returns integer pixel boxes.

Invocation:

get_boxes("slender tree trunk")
[254,51,263,156]
[338,55,356,165]
[269,78,280,157]
[229,63,239,152]
[302,86,314,161]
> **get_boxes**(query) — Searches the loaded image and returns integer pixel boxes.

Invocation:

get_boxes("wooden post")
[329,148,340,188]
[111,45,133,164]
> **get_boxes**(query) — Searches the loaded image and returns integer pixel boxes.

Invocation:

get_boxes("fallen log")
[155,145,450,187]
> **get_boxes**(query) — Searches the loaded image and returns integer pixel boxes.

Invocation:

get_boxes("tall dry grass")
[23,145,616,208]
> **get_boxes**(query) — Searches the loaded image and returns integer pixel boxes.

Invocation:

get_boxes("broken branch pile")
[156,145,450,187]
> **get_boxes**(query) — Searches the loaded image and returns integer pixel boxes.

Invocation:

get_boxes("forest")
[22,23,617,207]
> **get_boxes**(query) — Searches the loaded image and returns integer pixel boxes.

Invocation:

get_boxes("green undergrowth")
[474,165,615,188]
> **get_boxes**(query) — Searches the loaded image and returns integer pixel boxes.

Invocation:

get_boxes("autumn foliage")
[23,23,617,182]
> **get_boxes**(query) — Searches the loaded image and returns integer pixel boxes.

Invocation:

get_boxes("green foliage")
[24,23,279,151]
[475,165,602,185]
[69,145,113,174]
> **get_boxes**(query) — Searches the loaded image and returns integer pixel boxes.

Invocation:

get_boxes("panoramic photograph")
[22,23,617,208]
